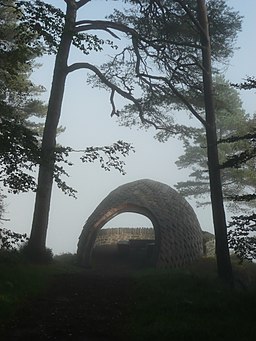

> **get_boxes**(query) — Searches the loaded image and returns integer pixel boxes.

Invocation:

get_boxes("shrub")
[20,243,54,264]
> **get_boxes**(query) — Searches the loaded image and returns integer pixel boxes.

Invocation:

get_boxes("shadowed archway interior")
[77,179,203,268]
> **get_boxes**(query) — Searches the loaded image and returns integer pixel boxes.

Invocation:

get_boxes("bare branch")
[76,0,91,9]
[75,20,137,37]
[67,62,144,118]
[100,28,121,40]
[67,62,192,136]
[110,89,118,117]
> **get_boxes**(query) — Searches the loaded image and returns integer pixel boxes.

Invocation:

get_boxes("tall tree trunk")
[197,0,233,286]
[27,1,77,260]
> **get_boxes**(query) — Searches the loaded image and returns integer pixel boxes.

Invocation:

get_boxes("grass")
[0,263,49,320]
[121,259,256,340]
[0,251,81,327]
[1,252,256,340]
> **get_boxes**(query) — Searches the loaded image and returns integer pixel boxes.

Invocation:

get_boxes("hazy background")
[3,0,255,255]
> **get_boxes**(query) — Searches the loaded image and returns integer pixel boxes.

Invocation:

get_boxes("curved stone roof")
[77,179,203,267]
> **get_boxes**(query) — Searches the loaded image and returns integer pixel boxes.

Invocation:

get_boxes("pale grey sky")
[3,0,256,255]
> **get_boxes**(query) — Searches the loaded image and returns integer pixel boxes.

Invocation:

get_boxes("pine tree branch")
[67,62,196,136]
[135,71,207,127]
[67,62,144,118]
[175,0,206,37]
[75,20,137,36]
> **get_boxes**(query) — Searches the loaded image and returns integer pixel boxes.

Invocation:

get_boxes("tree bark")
[197,0,233,286]
[27,1,77,260]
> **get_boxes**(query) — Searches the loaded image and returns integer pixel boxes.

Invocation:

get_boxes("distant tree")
[0,1,46,256]
[0,1,72,195]
[220,76,256,262]
[175,76,255,210]
[228,213,256,263]
[232,76,256,91]
[0,0,47,192]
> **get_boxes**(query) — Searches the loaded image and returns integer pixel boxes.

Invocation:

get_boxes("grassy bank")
[122,260,256,340]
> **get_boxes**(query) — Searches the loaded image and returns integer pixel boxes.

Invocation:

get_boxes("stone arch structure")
[77,179,203,268]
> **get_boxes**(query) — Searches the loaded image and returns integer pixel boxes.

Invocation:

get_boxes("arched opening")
[102,212,154,229]
[77,179,203,269]
[92,213,156,270]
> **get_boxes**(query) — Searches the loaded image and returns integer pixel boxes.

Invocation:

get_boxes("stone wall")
[95,228,216,257]
[95,227,155,246]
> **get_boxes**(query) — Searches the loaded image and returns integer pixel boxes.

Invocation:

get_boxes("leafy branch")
[228,214,256,262]
[53,141,135,198]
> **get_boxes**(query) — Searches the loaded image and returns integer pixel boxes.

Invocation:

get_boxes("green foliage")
[0,0,46,193]
[17,0,116,55]
[232,76,256,90]
[228,214,256,263]
[79,140,135,175]
[0,253,83,326]
[15,0,65,54]
[123,265,256,340]
[0,259,52,326]
[52,141,134,199]
[0,118,40,192]
[222,77,256,262]
[3,1,133,199]
[93,1,242,142]
[219,126,256,170]
[0,227,28,250]
[175,76,255,210]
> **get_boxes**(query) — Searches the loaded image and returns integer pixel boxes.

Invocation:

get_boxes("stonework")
[77,179,204,268]
[95,227,155,246]
[95,228,215,258]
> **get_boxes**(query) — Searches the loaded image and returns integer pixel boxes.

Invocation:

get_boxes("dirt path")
[3,246,140,341]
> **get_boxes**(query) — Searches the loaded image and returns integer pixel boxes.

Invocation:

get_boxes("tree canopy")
[96,0,242,130]
[0,0,133,196]
[0,0,46,192]
[175,75,256,210]
[224,76,256,262]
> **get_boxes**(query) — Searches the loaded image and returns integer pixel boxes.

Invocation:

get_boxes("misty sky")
[3,0,256,255]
